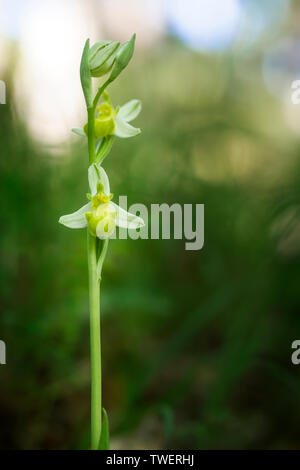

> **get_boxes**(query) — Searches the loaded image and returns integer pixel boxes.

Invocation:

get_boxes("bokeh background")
[1,0,300,450]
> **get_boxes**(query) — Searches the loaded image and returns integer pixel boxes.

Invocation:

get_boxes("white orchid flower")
[59,163,144,239]
[73,92,141,140]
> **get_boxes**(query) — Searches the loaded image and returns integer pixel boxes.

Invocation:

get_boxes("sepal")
[72,127,86,137]
[114,114,141,138]
[59,202,91,229]
[118,99,141,122]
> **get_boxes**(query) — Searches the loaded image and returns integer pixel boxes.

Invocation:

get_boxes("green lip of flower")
[82,94,142,139]
[94,102,116,138]
[59,163,145,239]
[89,40,120,77]
[81,93,142,140]
[86,203,117,238]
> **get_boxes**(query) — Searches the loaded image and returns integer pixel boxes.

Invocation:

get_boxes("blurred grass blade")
[159,404,174,438]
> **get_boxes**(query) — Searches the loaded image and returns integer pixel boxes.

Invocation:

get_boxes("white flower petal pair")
[114,99,141,138]
[88,164,110,196]
[59,163,144,237]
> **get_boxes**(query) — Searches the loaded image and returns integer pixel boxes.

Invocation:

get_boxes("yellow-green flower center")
[94,102,116,138]
[91,192,112,209]
[86,192,116,239]
[83,92,117,139]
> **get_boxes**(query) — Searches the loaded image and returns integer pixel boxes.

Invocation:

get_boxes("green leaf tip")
[80,38,92,108]
[98,407,110,450]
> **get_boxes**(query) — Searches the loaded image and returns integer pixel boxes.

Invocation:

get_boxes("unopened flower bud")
[108,34,135,82]
[89,40,120,77]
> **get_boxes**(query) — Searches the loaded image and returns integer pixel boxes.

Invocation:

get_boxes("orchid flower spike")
[59,163,144,239]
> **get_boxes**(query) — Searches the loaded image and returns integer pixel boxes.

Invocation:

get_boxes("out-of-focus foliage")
[1,32,300,450]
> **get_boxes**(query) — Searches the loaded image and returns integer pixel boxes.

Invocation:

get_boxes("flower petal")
[118,99,142,122]
[59,202,91,229]
[88,164,98,195]
[99,166,110,195]
[88,163,110,195]
[110,201,145,229]
[114,115,141,138]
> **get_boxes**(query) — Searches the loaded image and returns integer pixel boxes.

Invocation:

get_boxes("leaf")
[96,136,115,164]
[80,39,92,108]
[97,239,109,281]
[98,408,110,450]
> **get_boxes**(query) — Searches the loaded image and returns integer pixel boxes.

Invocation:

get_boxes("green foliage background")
[1,30,300,449]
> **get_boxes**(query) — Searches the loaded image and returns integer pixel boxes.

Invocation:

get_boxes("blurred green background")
[1,0,300,449]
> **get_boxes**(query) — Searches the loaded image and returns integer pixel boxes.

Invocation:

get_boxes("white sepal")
[114,115,141,138]
[59,202,91,229]
[88,163,110,195]
[72,127,86,137]
[110,201,145,229]
[118,99,142,122]
[99,166,110,195]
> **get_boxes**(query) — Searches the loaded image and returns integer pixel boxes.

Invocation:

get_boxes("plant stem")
[87,102,101,449]
[88,232,102,449]
[87,86,109,449]
[93,79,111,111]
[87,106,96,165]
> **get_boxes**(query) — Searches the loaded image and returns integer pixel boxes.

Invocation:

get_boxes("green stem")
[93,79,111,111]
[88,232,102,449]
[86,83,109,450]
[87,106,96,165]
[87,100,101,450]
